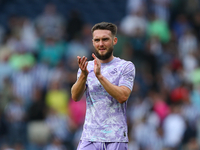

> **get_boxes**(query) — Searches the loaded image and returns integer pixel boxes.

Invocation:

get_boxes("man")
[71,22,135,150]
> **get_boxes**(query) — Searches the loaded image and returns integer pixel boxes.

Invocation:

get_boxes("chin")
[95,48,113,60]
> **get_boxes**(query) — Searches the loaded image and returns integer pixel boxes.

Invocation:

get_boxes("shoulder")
[115,57,135,70]
[114,58,136,78]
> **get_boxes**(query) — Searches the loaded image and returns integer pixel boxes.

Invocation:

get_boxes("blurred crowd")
[0,0,200,150]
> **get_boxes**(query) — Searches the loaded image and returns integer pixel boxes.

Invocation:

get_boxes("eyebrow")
[93,37,110,41]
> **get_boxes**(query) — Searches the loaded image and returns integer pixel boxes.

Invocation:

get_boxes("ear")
[113,37,118,45]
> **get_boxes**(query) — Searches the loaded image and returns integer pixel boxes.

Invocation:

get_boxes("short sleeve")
[119,62,135,91]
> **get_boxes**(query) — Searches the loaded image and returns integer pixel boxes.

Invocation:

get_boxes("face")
[92,30,117,60]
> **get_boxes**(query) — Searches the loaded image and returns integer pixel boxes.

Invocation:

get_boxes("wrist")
[80,72,88,78]
[96,74,103,80]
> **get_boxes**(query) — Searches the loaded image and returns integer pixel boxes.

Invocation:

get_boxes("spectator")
[126,0,146,15]
[0,47,14,90]
[120,9,147,37]
[147,12,171,43]
[45,80,70,116]
[35,3,65,40]
[11,63,36,108]
[172,13,191,40]
[151,0,171,21]
[162,103,186,149]
[26,88,47,121]
[45,108,73,145]
[4,96,26,146]
[36,33,66,67]
[66,10,84,42]
[178,29,198,60]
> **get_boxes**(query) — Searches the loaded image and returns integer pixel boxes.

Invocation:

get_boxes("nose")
[99,40,104,46]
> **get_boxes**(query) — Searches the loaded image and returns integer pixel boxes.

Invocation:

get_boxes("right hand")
[92,53,101,77]
[77,56,89,76]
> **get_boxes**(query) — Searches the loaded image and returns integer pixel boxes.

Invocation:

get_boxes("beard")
[94,46,114,60]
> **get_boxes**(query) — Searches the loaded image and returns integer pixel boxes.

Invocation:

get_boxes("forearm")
[97,75,131,104]
[71,73,87,102]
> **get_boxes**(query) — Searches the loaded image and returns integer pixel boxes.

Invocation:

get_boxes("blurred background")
[0,0,200,150]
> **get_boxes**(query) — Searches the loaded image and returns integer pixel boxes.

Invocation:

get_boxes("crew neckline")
[101,57,116,66]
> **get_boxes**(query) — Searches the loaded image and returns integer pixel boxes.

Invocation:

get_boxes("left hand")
[92,53,101,77]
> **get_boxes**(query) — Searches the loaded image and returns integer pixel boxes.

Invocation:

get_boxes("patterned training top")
[77,57,135,142]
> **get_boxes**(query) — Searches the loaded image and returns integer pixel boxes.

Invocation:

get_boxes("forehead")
[93,29,112,39]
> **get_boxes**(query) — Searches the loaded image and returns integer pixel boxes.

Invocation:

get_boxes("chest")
[86,66,122,93]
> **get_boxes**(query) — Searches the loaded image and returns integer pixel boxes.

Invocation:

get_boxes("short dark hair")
[91,22,117,36]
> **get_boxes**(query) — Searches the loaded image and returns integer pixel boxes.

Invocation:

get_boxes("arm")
[97,75,131,104]
[71,56,88,102]
[92,53,134,104]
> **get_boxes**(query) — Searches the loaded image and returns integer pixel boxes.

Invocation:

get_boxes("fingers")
[83,61,88,70]
[92,53,98,65]
[77,56,81,64]
[92,53,96,59]
[77,56,88,70]
[81,57,87,68]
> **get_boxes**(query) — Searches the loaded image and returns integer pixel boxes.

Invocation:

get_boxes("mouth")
[99,48,106,52]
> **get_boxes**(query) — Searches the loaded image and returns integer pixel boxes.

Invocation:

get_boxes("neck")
[100,55,114,64]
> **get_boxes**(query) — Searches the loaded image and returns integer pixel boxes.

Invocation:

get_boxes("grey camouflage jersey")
[77,57,135,142]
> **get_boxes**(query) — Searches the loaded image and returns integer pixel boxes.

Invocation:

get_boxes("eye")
[102,38,109,41]
[94,39,100,42]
